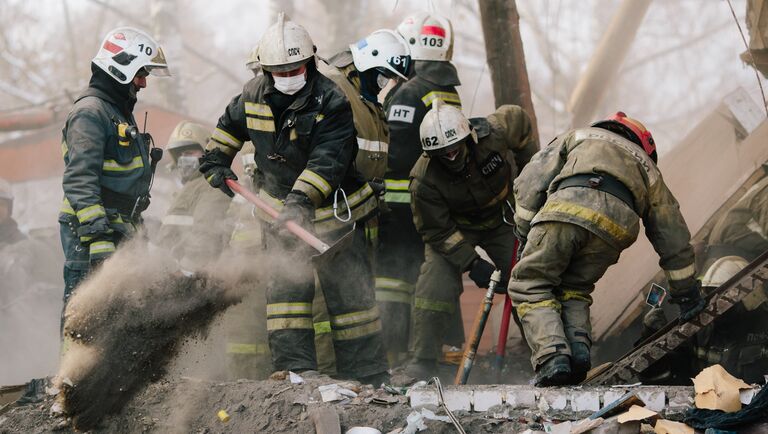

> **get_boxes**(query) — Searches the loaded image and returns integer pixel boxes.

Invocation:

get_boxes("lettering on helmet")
[422,136,439,148]
[287,47,301,56]
[388,105,415,123]
[480,152,504,177]
[444,128,457,139]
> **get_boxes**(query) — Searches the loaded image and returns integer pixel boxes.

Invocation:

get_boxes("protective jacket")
[383,61,461,202]
[59,66,152,258]
[318,51,389,180]
[514,127,696,287]
[706,176,768,262]
[410,105,537,271]
[206,66,376,234]
[157,176,232,270]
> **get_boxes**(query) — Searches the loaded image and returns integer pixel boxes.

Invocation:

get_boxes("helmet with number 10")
[397,12,454,61]
[92,27,170,84]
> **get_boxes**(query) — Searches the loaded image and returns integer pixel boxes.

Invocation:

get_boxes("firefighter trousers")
[412,223,518,361]
[264,225,387,380]
[508,222,621,369]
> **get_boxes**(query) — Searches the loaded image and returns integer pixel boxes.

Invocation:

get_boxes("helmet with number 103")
[397,12,454,61]
[92,27,170,84]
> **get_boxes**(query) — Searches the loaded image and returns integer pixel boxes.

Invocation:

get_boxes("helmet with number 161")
[419,99,476,156]
[397,12,454,61]
[92,27,170,84]
[350,29,411,80]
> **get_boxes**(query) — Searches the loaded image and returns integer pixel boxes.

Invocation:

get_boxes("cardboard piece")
[653,420,694,434]
[617,405,658,423]
[693,364,752,412]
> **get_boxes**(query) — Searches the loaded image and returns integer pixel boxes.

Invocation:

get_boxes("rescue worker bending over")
[509,112,705,386]
[199,13,388,385]
[405,100,538,380]
[59,27,169,318]
[156,121,232,273]
[377,12,463,364]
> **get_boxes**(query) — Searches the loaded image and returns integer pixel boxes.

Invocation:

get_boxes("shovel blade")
[311,229,355,268]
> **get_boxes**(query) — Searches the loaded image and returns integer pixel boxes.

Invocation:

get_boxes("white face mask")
[273,73,306,95]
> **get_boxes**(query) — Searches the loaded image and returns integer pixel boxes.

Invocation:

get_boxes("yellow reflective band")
[375,290,412,304]
[515,299,562,318]
[267,317,314,331]
[266,302,313,316]
[314,183,374,221]
[332,319,382,341]
[421,91,461,107]
[109,213,125,224]
[290,129,298,141]
[515,204,537,222]
[384,179,410,191]
[76,204,106,223]
[60,198,76,215]
[540,200,632,243]
[665,263,696,281]
[414,297,455,313]
[102,156,143,172]
[442,231,464,251]
[61,141,68,157]
[556,290,593,305]
[357,138,388,153]
[330,306,380,327]
[89,240,116,255]
[244,102,273,117]
[162,214,194,226]
[384,191,411,204]
[297,169,332,197]
[365,225,379,241]
[315,114,325,122]
[211,128,243,151]
[375,277,413,293]
[314,321,332,335]
[247,117,276,132]
[226,342,269,355]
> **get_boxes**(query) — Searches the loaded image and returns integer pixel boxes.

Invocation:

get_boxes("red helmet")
[592,112,657,162]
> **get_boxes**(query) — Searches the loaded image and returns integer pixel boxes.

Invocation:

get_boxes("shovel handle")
[226,179,330,253]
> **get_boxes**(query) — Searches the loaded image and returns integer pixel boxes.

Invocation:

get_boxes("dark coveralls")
[206,65,387,380]
[379,61,462,354]
[59,66,152,319]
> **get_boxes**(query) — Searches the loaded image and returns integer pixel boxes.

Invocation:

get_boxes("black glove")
[275,192,315,238]
[199,149,238,197]
[670,280,706,322]
[468,257,495,289]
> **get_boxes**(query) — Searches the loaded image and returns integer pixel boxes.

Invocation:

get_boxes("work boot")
[534,355,571,387]
[570,343,591,383]
[358,371,391,388]
[390,358,437,386]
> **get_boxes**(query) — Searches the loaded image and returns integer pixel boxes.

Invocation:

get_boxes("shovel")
[226,179,354,267]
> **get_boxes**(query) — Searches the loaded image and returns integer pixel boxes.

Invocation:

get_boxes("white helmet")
[166,121,209,164]
[701,256,749,288]
[246,43,261,72]
[419,99,475,155]
[350,29,411,80]
[397,12,454,61]
[92,27,170,84]
[258,13,315,73]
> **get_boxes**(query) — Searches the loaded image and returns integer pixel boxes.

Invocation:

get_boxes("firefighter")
[59,27,169,317]
[404,100,538,379]
[156,121,232,273]
[509,112,706,386]
[0,178,24,248]
[377,13,463,363]
[317,29,411,364]
[199,13,387,385]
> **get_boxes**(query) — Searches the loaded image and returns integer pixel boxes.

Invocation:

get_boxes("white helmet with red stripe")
[92,27,170,84]
[396,12,453,61]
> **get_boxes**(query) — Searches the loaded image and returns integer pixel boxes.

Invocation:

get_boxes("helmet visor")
[261,57,312,73]
[386,54,410,79]
[146,46,171,76]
